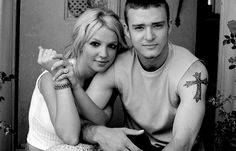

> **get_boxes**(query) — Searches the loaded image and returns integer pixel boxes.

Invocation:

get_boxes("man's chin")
[143,54,159,60]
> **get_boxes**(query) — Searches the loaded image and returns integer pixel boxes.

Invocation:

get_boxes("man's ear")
[123,22,131,39]
[168,19,173,35]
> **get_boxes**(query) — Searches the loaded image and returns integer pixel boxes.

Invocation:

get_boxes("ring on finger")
[64,69,69,74]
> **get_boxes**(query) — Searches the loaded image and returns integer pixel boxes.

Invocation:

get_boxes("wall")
[0,0,15,150]
[18,0,74,146]
[18,0,198,146]
[168,0,197,53]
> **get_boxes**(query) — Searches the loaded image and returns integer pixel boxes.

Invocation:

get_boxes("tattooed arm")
[163,61,208,151]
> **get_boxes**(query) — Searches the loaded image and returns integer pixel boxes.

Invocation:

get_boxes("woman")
[26,8,128,151]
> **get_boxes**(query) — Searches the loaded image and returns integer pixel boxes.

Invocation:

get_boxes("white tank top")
[27,71,63,150]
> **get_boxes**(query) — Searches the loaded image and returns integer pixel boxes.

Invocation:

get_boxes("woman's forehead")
[90,27,118,42]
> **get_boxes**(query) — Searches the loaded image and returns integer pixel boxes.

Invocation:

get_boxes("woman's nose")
[99,46,108,58]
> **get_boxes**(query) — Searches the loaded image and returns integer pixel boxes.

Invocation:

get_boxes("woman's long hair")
[64,8,128,59]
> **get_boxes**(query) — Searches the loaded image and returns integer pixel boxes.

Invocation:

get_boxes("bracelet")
[54,81,72,90]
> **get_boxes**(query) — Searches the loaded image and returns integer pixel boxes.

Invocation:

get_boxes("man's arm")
[71,66,116,125]
[82,123,144,151]
[163,61,208,151]
[81,67,144,151]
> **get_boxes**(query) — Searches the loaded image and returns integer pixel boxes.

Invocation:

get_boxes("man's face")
[126,6,171,60]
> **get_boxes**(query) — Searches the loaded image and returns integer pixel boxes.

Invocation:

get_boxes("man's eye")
[134,26,144,31]
[90,42,100,47]
[153,24,164,29]
[108,44,118,50]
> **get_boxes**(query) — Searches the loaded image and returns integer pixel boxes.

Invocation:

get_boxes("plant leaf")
[0,72,6,79]
[231,33,235,38]
[225,35,230,39]
[9,74,14,79]
[229,64,236,69]
[0,96,5,102]
[232,45,236,49]
[231,38,236,44]
[3,77,10,82]
[223,39,228,45]
[228,57,235,63]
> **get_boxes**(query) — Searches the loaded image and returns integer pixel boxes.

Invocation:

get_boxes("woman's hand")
[52,60,81,89]
[37,46,64,76]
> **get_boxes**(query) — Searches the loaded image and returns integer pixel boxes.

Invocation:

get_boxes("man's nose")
[145,27,155,41]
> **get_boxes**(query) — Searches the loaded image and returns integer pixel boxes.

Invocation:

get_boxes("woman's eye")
[108,44,118,49]
[90,42,100,47]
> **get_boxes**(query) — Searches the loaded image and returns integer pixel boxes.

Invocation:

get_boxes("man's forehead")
[127,7,167,25]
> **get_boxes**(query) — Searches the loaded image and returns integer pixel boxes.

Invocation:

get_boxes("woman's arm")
[55,66,114,125]
[38,46,113,125]
[37,47,81,145]
[52,60,115,125]
[39,73,81,145]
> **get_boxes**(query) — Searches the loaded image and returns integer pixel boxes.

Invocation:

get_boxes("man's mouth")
[143,44,158,49]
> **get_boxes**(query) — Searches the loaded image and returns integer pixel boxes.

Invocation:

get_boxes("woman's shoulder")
[38,71,54,93]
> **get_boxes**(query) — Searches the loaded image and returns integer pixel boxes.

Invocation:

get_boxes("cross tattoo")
[183,72,208,102]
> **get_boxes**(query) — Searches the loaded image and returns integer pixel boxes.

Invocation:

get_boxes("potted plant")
[0,71,15,135]
[210,19,236,151]
[208,91,236,151]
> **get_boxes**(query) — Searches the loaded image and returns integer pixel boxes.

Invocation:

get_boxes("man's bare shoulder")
[178,60,208,103]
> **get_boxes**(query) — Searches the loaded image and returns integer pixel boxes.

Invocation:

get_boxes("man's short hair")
[124,0,170,26]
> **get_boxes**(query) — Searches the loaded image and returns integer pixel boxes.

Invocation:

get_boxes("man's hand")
[93,126,144,151]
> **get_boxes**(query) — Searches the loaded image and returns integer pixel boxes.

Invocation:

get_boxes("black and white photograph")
[1,0,235,151]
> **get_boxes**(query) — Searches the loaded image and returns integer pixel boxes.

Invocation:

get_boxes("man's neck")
[137,45,169,72]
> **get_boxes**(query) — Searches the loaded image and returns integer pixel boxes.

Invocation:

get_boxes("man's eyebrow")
[152,21,166,25]
[132,24,145,27]
[132,21,166,27]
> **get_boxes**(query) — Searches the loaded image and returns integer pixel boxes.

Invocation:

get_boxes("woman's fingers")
[54,73,68,82]
[38,46,45,64]
[52,53,64,60]
[53,68,69,81]
[53,63,75,83]
[51,60,64,71]
[37,46,65,76]
[51,59,70,71]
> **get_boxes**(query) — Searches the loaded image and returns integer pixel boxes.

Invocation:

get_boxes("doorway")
[195,0,220,150]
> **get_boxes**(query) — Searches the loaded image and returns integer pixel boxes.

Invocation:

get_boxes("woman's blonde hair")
[65,8,128,59]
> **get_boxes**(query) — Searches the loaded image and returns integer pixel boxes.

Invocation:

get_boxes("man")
[82,0,208,150]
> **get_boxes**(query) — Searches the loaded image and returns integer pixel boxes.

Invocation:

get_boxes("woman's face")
[81,26,118,73]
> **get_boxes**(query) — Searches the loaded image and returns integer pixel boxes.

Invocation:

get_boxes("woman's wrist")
[54,79,71,90]
[71,81,83,91]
